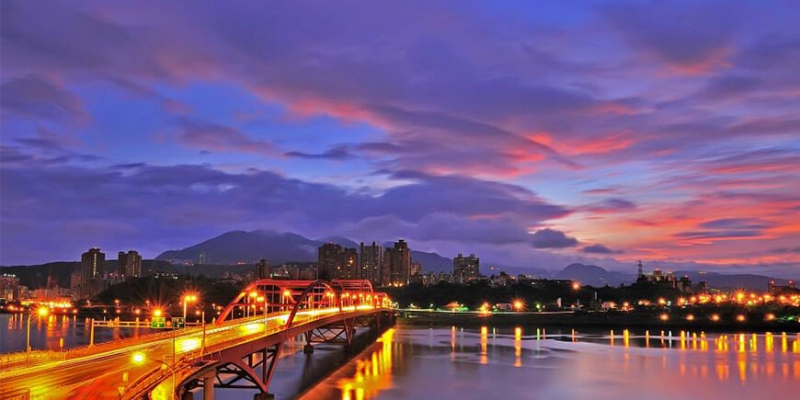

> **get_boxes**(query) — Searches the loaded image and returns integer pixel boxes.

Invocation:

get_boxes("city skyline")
[1,1,799,278]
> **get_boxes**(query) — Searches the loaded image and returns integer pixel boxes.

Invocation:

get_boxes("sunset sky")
[1,1,799,275]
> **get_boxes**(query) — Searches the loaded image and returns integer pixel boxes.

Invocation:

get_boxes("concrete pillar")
[203,372,215,400]
[303,344,314,354]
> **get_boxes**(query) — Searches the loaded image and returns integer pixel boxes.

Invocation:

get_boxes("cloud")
[586,198,637,213]
[176,118,274,154]
[604,1,740,73]
[285,145,352,160]
[0,157,571,264]
[0,75,88,123]
[529,229,578,249]
[582,244,623,254]
[1,1,799,273]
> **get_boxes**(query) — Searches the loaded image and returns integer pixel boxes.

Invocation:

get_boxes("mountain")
[409,250,452,273]
[554,263,631,287]
[674,271,790,291]
[318,236,359,249]
[156,230,457,271]
[157,230,318,264]
[550,263,790,291]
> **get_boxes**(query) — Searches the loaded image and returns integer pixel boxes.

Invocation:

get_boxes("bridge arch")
[216,279,339,324]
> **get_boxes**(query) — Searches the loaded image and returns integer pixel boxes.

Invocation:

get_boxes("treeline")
[97,275,242,309]
[385,281,685,309]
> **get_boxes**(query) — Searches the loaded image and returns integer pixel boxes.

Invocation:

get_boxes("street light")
[27,307,49,365]
[182,294,198,321]
[131,352,176,400]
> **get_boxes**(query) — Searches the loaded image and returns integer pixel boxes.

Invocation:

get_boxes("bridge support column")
[203,371,215,400]
[303,344,314,354]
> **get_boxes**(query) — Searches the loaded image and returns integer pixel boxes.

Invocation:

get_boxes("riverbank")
[399,309,800,332]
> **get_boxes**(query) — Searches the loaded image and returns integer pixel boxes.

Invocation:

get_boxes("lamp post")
[27,307,49,365]
[182,294,197,321]
[131,352,177,400]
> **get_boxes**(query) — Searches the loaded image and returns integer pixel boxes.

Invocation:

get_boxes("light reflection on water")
[301,326,800,400]
[0,313,153,353]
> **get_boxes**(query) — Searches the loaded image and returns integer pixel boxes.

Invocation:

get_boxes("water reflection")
[301,326,800,400]
[0,313,152,353]
[337,329,395,400]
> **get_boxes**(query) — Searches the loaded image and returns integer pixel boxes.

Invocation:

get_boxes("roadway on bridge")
[0,306,376,399]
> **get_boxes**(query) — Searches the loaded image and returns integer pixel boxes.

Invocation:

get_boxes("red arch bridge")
[0,279,395,400]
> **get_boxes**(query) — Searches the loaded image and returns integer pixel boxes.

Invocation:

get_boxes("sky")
[1,1,799,276]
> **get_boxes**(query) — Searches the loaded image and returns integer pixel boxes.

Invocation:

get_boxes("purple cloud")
[529,229,579,249]
[1,75,88,123]
[582,244,623,254]
[177,118,274,155]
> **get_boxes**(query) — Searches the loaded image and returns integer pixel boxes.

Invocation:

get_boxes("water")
[301,325,800,400]
[0,313,157,353]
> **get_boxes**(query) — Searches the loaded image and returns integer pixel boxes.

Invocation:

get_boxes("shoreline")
[398,310,800,333]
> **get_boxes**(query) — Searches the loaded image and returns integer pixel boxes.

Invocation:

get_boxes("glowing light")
[572,282,580,290]
[513,300,524,311]
[736,314,746,322]
[131,352,145,364]
[710,314,720,322]
[659,313,669,321]
[765,313,776,321]
[686,314,695,321]
[37,307,49,317]
[240,323,265,334]
[153,309,163,317]
[176,338,201,353]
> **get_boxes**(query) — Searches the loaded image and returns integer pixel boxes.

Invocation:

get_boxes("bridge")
[0,279,395,400]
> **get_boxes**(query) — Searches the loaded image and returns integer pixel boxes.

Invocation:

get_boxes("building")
[0,274,20,301]
[118,250,142,278]
[256,259,270,279]
[359,242,384,285]
[382,240,411,287]
[410,261,422,277]
[341,248,359,279]
[80,247,105,299]
[318,242,343,280]
[317,243,359,280]
[453,253,480,284]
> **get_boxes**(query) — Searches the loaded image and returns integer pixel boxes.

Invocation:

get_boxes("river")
[300,325,800,400]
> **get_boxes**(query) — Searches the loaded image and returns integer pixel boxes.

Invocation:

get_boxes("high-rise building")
[318,242,343,280]
[80,247,105,299]
[341,248,359,279]
[359,242,384,285]
[453,253,480,284]
[118,250,142,278]
[318,243,359,280]
[256,259,270,279]
[382,240,411,287]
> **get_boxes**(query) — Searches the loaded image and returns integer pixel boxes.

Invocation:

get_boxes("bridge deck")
[0,306,390,400]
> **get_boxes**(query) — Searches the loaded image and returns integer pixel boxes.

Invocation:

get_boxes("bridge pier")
[203,371,215,400]
[253,393,275,400]
[303,344,314,354]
